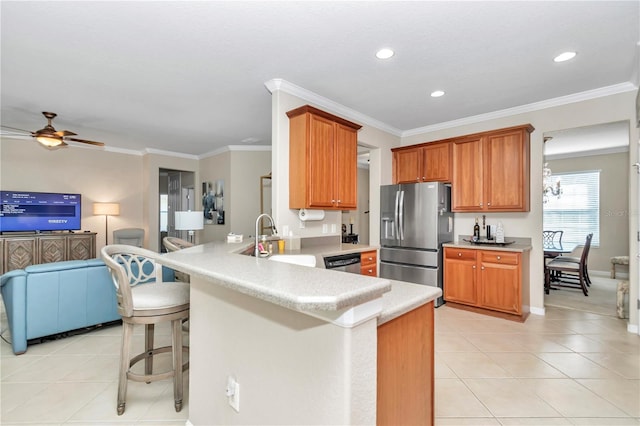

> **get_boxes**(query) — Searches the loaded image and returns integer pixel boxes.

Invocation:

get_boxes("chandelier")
[543,162,562,203]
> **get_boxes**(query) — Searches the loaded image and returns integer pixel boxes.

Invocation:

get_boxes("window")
[543,170,600,246]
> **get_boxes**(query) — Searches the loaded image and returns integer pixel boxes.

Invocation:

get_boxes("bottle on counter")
[473,217,480,241]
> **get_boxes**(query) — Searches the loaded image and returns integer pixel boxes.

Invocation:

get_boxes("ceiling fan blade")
[0,124,32,134]
[55,130,77,137]
[65,137,105,147]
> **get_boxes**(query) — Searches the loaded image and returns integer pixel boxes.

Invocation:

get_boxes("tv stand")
[0,232,97,274]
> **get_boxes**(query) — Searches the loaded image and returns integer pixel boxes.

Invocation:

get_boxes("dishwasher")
[323,252,361,273]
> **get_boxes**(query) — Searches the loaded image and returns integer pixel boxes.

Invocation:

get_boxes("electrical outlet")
[226,376,240,412]
[322,224,328,233]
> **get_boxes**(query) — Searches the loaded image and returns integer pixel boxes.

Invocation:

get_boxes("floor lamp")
[175,211,204,244]
[93,203,120,245]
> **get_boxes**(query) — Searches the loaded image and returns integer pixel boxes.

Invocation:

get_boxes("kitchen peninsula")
[159,240,441,425]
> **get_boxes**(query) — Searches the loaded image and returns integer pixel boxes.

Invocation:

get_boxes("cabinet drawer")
[360,250,377,267]
[481,251,519,265]
[361,264,377,277]
[445,248,476,261]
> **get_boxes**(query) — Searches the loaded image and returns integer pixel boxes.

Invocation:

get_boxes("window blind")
[543,170,600,247]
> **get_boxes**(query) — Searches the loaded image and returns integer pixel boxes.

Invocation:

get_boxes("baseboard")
[529,306,545,316]
[628,323,639,334]
[589,269,629,279]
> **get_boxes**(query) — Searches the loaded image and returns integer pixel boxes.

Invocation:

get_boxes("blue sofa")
[0,259,121,354]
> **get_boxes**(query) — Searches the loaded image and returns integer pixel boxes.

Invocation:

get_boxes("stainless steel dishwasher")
[323,252,361,274]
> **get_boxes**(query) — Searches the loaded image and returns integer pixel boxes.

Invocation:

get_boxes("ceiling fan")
[1,111,105,148]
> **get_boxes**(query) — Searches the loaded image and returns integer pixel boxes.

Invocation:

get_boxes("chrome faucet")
[254,213,278,257]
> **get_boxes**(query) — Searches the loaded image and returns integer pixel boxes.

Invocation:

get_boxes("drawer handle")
[368,257,373,261]
[497,256,501,260]
[458,252,462,257]
[368,269,373,273]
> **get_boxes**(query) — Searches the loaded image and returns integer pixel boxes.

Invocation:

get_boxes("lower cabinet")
[377,302,434,425]
[360,249,377,277]
[444,247,524,317]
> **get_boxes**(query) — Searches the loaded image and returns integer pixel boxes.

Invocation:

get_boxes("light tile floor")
[1,304,638,425]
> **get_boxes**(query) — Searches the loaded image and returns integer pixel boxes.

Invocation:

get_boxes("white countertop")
[159,240,441,325]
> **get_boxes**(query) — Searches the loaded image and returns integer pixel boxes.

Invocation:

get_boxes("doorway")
[542,121,630,316]
[342,145,370,245]
[159,168,195,252]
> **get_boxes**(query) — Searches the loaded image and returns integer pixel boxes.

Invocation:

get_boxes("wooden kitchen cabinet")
[360,249,377,277]
[444,247,527,320]
[478,251,521,315]
[443,248,478,305]
[392,141,452,184]
[287,105,362,210]
[451,124,533,212]
[377,302,434,425]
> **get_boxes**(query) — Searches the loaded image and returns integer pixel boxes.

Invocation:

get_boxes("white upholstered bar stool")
[101,244,189,415]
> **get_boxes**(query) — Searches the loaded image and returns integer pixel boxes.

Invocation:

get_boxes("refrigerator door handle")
[394,190,401,239]
[399,190,405,240]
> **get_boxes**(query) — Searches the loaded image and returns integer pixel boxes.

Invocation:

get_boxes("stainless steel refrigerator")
[379,182,453,307]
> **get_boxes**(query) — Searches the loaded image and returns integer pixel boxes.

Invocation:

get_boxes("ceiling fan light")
[36,135,64,147]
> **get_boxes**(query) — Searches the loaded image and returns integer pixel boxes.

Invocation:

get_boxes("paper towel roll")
[298,209,325,221]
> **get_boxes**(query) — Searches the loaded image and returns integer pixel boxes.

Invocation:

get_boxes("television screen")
[0,191,82,232]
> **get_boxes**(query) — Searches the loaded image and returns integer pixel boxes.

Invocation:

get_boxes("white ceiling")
[1,1,638,157]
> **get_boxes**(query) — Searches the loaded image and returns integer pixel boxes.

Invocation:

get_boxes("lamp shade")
[93,203,120,216]
[175,211,204,231]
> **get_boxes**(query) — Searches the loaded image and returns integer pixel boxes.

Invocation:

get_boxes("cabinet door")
[423,142,451,182]
[452,137,483,211]
[334,123,357,209]
[484,129,529,211]
[478,252,521,314]
[39,236,66,264]
[3,238,36,272]
[394,148,421,184]
[68,234,96,260]
[444,249,477,305]
[307,114,336,208]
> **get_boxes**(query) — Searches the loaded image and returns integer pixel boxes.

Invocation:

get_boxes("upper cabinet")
[392,141,452,183]
[451,124,533,212]
[287,105,362,210]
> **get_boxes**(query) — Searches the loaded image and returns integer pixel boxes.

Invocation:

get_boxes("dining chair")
[544,233,592,296]
[542,230,563,253]
[101,244,189,415]
[552,233,593,286]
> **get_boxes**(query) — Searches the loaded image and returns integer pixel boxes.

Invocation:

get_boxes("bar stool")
[101,245,189,415]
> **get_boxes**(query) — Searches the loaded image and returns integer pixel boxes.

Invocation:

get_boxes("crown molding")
[199,144,271,159]
[144,147,199,160]
[545,145,629,161]
[264,78,403,136]
[403,82,638,137]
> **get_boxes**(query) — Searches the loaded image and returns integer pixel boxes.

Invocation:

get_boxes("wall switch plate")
[226,376,240,412]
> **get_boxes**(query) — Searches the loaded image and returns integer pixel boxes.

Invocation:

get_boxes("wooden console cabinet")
[444,247,529,320]
[287,105,362,210]
[0,232,97,274]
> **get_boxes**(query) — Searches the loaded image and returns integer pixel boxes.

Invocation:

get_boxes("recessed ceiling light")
[376,48,394,59]
[553,51,577,62]
[430,90,445,98]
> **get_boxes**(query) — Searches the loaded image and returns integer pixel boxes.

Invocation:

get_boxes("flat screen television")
[0,190,82,232]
